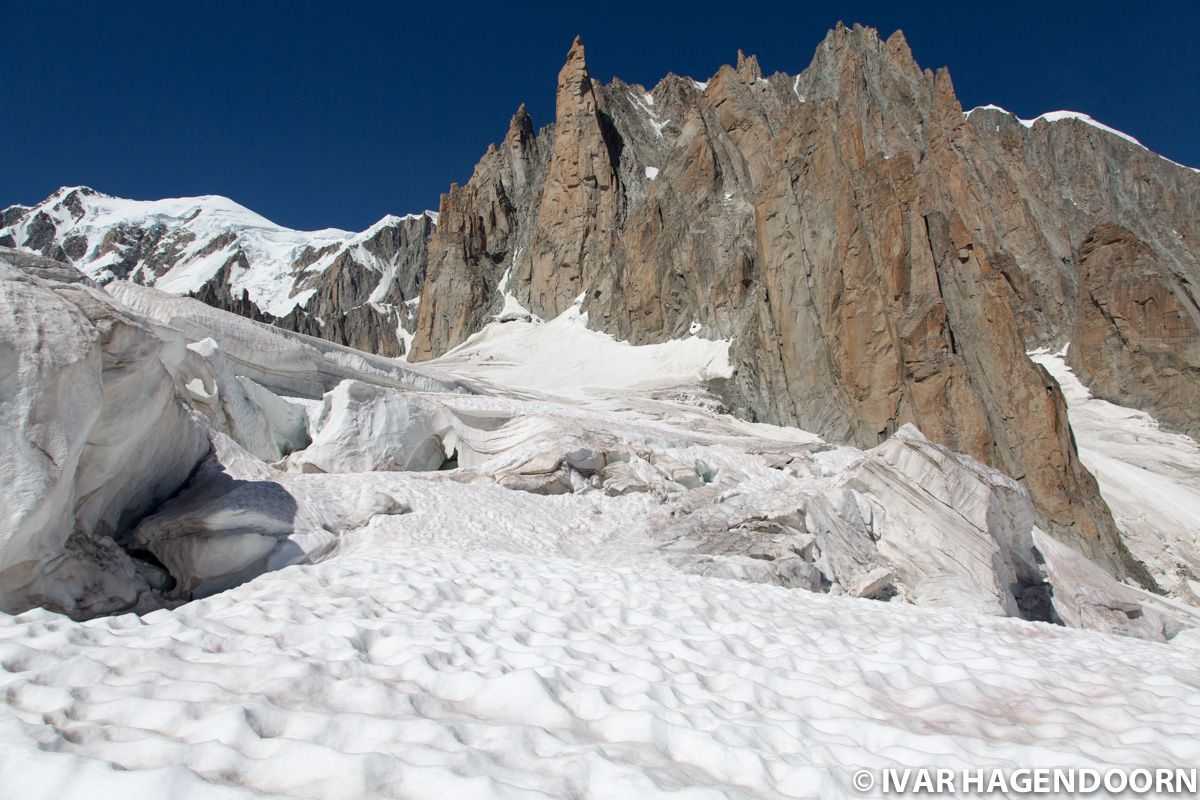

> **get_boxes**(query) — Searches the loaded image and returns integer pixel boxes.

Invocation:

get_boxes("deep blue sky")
[5,1,1197,231]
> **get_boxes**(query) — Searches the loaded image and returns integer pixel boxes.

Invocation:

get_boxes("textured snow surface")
[3,545,1199,800]
[1032,349,1200,604]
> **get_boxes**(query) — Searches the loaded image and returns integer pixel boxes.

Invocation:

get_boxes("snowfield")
[4,545,1200,800]
[2,249,1200,798]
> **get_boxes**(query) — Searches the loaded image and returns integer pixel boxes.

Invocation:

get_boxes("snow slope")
[1032,348,1200,604]
[434,297,731,402]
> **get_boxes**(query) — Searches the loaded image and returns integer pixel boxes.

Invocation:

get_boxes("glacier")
[1,247,1199,798]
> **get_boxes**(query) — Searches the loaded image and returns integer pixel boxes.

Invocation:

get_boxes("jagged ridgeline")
[3,24,1198,585]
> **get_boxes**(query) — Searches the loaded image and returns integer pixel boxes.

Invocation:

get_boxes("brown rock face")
[515,36,621,318]
[608,26,1131,575]
[408,105,551,361]
[1068,223,1200,437]
[408,24,1200,582]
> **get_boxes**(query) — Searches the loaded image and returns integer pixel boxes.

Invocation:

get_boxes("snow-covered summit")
[43,185,299,231]
[0,186,437,315]
[0,187,439,356]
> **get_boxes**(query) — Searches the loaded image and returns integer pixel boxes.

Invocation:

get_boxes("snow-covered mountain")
[0,186,436,357]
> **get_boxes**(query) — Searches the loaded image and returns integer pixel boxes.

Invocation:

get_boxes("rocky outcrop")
[408,106,550,360]
[1067,223,1200,438]
[407,28,1197,581]
[959,108,1200,347]
[515,36,622,318]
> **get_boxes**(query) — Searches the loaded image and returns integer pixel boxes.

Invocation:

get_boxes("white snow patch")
[493,259,539,324]
[394,297,420,360]
[964,105,1142,146]
[1019,110,1144,147]
[630,91,669,138]
[963,103,1011,117]
[644,166,660,181]
[437,297,730,400]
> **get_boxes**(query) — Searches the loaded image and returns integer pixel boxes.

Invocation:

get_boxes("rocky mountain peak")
[0,188,435,358]
[511,35,622,318]
[406,30,1200,586]
[556,35,596,118]
[506,103,534,145]
[735,49,762,81]
[883,28,916,66]
[799,21,926,102]
[9,29,1198,597]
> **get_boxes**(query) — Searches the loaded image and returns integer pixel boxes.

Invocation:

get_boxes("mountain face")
[3,25,1198,587]
[0,188,435,357]
[408,26,1200,583]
